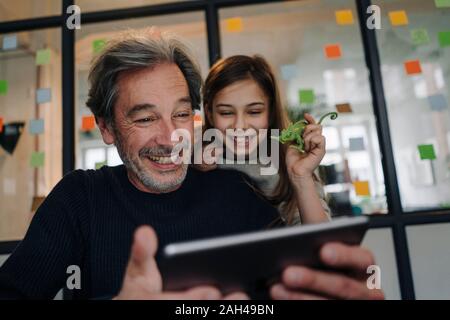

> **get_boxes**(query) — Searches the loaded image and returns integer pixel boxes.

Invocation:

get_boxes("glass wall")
[76,0,190,13]
[0,0,61,22]
[0,28,62,241]
[75,11,208,170]
[219,0,387,216]
[374,0,450,212]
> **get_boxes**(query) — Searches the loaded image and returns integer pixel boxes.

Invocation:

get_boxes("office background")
[0,0,449,299]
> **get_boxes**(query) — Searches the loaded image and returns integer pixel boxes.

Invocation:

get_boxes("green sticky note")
[0,80,8,95]
[418,144,437,160]
[93,39,107,54]
[411,29,430,46]
[435,0,450,8]
[36,49,51,65]
[30,152,45,167]
[438,31,450,48]
[299,89,315,104]
[95,161,107,170]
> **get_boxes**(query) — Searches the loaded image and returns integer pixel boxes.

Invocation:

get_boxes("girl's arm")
[285,113,331,224]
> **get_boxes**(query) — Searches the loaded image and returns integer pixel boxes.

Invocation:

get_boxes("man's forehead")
[116,64,190,108]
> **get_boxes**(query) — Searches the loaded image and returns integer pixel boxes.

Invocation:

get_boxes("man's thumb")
[128,226,162,291]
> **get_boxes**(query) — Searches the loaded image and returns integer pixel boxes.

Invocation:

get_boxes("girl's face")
[209,79,270,157]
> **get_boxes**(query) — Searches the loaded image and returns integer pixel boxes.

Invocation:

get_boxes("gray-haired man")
[0,29,383,300]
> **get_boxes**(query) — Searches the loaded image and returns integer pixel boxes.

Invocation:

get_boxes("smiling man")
[0,29,383,301]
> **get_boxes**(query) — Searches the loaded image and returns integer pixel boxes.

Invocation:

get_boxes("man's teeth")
[148,156,174,164]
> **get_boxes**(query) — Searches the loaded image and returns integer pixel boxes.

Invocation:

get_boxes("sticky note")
[428,94,448,111]
[299,89,315,104]
[3,178,16,196]
[36,88,52,104]
[95,161,107,170]
[335,10,354,25]
[225,18,243,33]
[411,29,430,46]
[336,103,352,113]
[389,10,409,26]
[36,49,51,65]
[82,115,96,131]
[325,44,342,59]
[435,0,450,8]
[349,137,365,151]
[438,31,450,48]
[93,39,107,54]
[29,119,44,135]
[193,114,202,122]
[0,80,8,95]
[30,152,45,168]
[404,60,422,75]
[0,117,3,133]
[280,64,297,80]
[418,144,436,160]
[353,181,370,196]
[2,34,17,50]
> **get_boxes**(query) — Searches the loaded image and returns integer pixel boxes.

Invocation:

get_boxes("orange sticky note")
[0,117,3,133]
[404,60,422,75]
[193,114,202,122]
[389,10,409,26]
[325,44,342,59]
[354,181,370,196]
[335,10,354,25]
[336,103,353,113]
[225,17,243,33]
[81,115,96,131]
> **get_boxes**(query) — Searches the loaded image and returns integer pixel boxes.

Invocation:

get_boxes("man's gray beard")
[114,129,188,193]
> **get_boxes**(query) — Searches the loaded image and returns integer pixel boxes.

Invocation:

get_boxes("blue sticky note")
[29,119,44,135]
[428,94,448,112]
[349,137,365,151]
[280,64,297,80]
[2,35,17,50]
[36,88,51,104]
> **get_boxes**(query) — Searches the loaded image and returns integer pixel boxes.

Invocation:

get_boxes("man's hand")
[270,243,385,300]
[115,226,248,300]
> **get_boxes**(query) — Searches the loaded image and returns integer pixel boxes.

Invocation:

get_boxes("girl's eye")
[219,112,234,116]
[248,110,263,115]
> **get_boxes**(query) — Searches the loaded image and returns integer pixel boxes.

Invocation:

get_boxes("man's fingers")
[127,226,162,292]
[160,286,222,300]
[270,283,327,300]
[320,242,375,273]
[224,292,250,300]
[281,266,379,300]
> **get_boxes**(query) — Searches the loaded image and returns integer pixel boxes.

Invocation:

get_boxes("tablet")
[160,216,369,297]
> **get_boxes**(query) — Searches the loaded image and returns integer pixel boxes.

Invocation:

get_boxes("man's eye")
[175,113,191,118]
[136,117,154,123]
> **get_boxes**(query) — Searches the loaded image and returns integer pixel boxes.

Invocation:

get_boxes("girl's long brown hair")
[203,55,298,224]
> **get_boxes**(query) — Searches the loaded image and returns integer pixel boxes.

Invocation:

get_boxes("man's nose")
[155,119,176,146]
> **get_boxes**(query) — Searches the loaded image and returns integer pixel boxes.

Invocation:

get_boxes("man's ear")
[97,117,115,145]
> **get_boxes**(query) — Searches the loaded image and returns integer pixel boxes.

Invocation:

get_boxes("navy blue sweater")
[0,165,279,299]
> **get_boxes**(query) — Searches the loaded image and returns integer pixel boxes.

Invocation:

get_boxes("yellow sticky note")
[225,18,243,33]
[389,10,409,26]
[354,181,370,196]
[335,10,354,25]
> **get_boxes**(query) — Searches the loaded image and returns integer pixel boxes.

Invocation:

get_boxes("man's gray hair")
[86,28,202,124]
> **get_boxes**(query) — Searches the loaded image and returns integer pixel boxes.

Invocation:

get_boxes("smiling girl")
[202,55,331,225]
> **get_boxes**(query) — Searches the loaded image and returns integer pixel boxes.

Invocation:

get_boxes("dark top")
[0,165,279,299]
